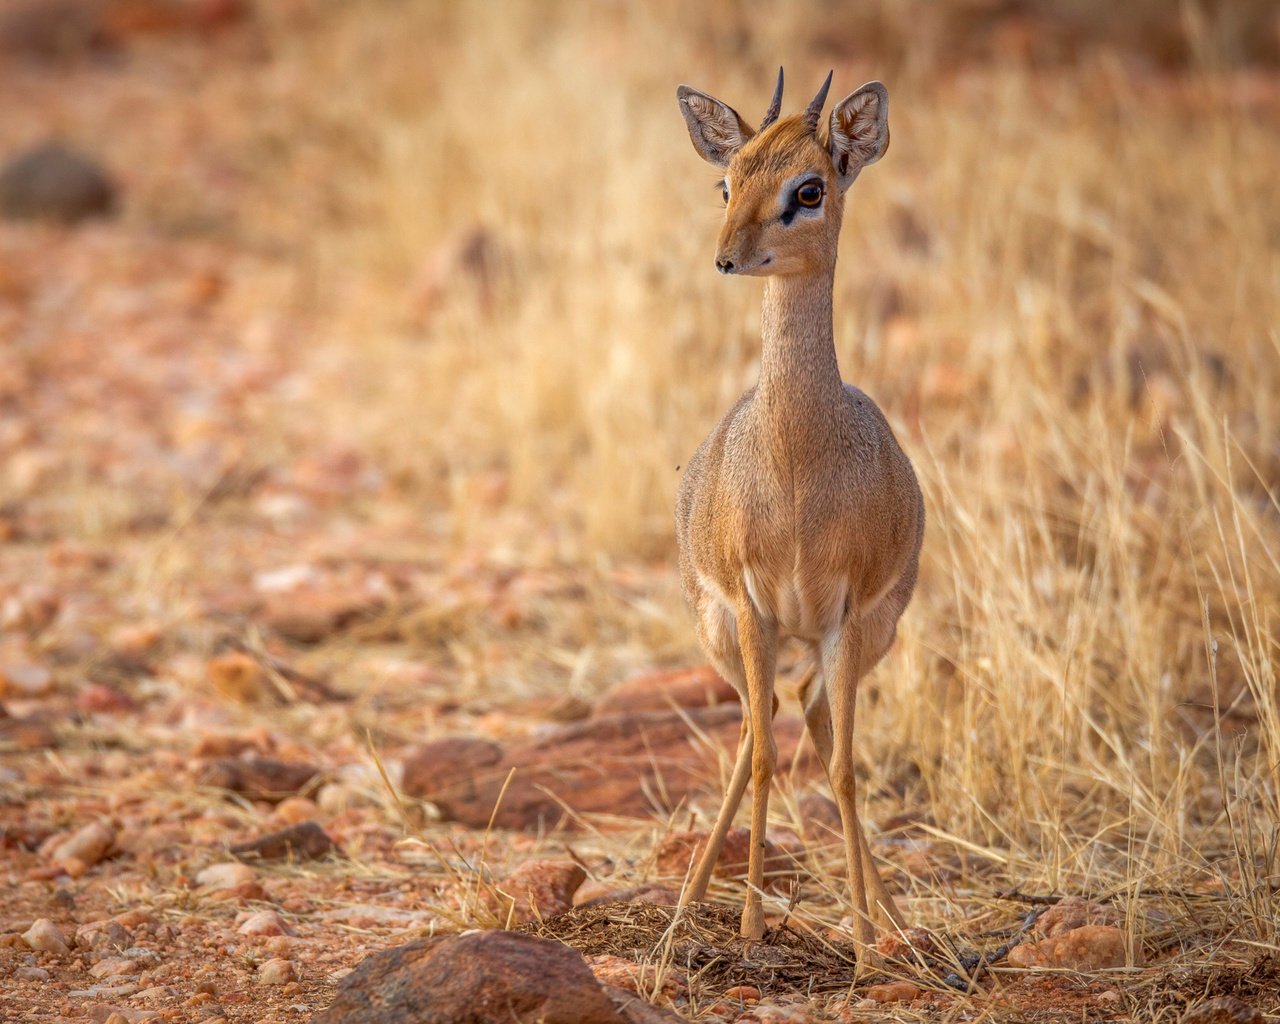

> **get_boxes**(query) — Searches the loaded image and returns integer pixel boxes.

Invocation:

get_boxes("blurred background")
[1,0,1278,877]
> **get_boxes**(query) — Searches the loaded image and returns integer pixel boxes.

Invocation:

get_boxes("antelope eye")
[796,181,824,207]
[721,185,730,204]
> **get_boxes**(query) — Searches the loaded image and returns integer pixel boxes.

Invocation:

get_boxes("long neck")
[757,269,843,406]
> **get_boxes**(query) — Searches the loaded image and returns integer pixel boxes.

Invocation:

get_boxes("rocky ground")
[2,2,1278,1023]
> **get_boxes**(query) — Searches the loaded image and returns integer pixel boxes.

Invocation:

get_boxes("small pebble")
[49,822,115,868]
[14,965,50,981]
[23,918,70,955]
[238,911,293,937]
[195,862,257,891]
[256,958,297,985]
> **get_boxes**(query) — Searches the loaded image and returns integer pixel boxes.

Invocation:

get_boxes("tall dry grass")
[171,1,1280,923]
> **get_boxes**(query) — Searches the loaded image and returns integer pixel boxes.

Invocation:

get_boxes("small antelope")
[674,69,924,951]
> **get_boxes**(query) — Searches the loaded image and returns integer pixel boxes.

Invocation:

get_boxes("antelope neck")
[757,269,844,411]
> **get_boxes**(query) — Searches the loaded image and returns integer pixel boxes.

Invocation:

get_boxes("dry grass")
[236,0,1280,928]
[3,0,1278,1014]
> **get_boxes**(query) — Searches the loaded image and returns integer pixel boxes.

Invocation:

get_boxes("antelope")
[673,69,924,953]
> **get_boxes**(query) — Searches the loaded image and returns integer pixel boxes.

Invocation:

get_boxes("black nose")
[716,258,734,274]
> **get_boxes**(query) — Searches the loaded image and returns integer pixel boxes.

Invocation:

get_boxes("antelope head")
[676,69,890,276]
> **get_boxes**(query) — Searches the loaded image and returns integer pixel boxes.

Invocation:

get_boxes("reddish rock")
[256,957,297,985]
[401,707,814,830]
[206,651,270,703]
[46,821,115,868]
[587,954,687,1000]
[1007,924,1137,970]
[865,981,920,1003]
[487,860,585,925]
[656,827,797,891]
[875,927,940,961]
[75,683,137,715]
[22,919,69,955]
[312,930,635,1023]
[230,821,337,862]
[198,757,319,802]
[592,666,737,717]
[237,911,293,937]
[75,920,132,951]
[577,884,680,908]
[1034,895,1122,937]
[797,792,843,835]
[260,590,379,643]
[195,861,257,891]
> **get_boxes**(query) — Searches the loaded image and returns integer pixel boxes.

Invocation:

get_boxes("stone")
[797,792,843,835]
[256,958,297,985]
[1034,895,1122,937]
[655,827,796,891]
[48,821,115,868]
[0,1,104,59]
[0,144,116,224]
[273,796,320,824]
[312,931,633,1024]
[875,926,939,961]
[198,757,319,802]
[195,861,257,891]
[14,965,50,981]
[90,957,137,979]
[0,660,53,697]
[1181,996,1264,1024]
[1006,924,1137,970]
[722,984,762,1004]
[576,883,680,908]
[238,911,293,937]
[75,921,132,950]
[22,918,70,954]
[592,666,737,717]
[402,707,814,830]
[865,981,920,1003]
[487,860,585,925]
[586,955,686,1000]
[206,651,270,703]
[230,821,337,862]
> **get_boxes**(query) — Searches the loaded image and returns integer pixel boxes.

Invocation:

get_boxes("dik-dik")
[674,69,924,952]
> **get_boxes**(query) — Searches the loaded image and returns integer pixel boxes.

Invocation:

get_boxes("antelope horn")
[759,66,784,132]
[803,69,833,132]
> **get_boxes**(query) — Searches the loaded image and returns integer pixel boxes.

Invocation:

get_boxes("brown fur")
[674,78,921,953]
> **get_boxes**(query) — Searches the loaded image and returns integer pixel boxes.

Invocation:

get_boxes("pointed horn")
[759,66,784,132]
[803,69,833,131]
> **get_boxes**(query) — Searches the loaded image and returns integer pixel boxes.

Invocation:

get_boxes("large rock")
[402,706,813,830]
[1006,924,1138,970]
[592,666,737,717]
[312,930,672,1024]
[655,827,797,891]
[0,144,116,224]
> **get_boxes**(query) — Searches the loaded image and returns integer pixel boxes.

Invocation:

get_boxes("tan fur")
[674,79,922,954]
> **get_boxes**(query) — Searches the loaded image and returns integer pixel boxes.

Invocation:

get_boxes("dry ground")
[1,1,1278,1021]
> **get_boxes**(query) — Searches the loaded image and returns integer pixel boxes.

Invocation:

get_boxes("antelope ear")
[829,81,889,188]
[676,85,754,168]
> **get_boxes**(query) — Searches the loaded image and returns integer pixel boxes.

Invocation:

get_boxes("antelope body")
[674,70,923,952]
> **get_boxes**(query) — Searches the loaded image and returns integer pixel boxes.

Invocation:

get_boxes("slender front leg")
[682,717,753,904]
[800,671,904,929]
[821,621,874,955]
[736,595,778,940]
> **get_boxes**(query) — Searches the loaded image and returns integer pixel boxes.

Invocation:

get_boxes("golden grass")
[8,0,1277,970]
[239,1,1280,922]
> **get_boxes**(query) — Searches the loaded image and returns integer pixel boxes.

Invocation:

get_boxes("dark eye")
[796,181,823,207]
[721,185,730,204]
